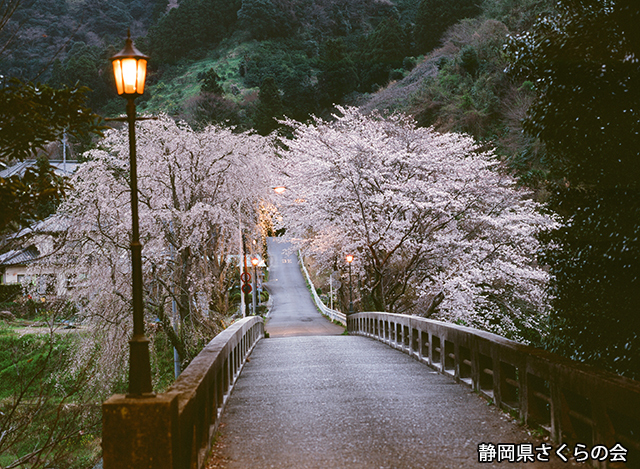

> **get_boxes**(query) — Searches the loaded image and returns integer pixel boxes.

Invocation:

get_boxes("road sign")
[241,272,251,283]
[241,284,252,294]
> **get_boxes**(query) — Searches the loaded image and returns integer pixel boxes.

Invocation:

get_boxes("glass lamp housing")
[111,32,149,97]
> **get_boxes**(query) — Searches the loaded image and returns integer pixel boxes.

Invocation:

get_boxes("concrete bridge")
[103,239,640,469]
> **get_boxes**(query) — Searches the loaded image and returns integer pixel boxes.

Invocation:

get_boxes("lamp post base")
[127,335,155,398]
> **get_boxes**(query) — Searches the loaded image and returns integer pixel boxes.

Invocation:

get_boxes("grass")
[0,324,74,398]
[139,39,260,117]
[0,323,102,468]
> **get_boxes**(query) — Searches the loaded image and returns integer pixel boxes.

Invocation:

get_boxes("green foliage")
[481,0,555,30]
[318,38,358,104]
[0,156,69,233]
[0,325,101,468]
[459,45,479,76]
[506,0,640,378]
[199,68,224,94]
[359,17,408,91]
[0,284,22,303]
[150,328,179,392]
[148,0,241,63]
[183,92,244,129]
[415,0,481,53]
[241,41,311,90]
[237,0,296,40]
[253,76,283,135]
[414,20,509,140]
[139,52,237,118]
[241,40,318,120]
[0,79,102,162]
[51,41,113,109]
[539,190,640,376]
[0,0,157,81]
[0,328,70,399]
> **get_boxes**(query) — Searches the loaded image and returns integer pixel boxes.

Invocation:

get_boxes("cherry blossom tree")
[277,107,558,343]
[30,115,274,388]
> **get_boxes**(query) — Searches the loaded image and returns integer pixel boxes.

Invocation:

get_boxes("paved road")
[209,238,576,468]
[263,238,344,337]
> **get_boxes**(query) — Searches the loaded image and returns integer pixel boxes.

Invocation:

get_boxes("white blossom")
[277,107,559,342]
[31,115,274,389]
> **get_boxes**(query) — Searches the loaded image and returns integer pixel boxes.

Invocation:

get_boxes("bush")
[0,284,22,303]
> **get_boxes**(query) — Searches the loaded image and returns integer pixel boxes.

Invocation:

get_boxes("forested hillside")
[2,0,554,171]
[0,0,161,109]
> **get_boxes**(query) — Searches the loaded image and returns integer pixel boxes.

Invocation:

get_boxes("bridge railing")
[348,312,640,466]
[102,316,264,469]
[299,253,346,326]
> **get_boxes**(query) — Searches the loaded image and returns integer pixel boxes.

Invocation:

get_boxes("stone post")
[102,392,180,469]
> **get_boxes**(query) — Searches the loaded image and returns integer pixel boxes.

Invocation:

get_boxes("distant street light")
[110,30,153,397]
[273,186,287,195]
[346,254,354,315]
[251,257,259,315]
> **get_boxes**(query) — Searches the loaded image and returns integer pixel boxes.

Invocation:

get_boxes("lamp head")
[346,254,354,264]
[251,257,259,267]
[111,30,149,98]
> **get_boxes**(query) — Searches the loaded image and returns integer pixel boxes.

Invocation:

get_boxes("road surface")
[207,238,576,468]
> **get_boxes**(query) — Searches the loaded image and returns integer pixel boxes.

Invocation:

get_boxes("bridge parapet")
[348,312,640,466]
[102,316,264,469]
[299,252,346,325]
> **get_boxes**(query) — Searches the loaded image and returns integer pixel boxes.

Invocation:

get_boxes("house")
[0,159,79,179]
[0,245,39,284]
[0,216,71,296]
[1,158,78,293]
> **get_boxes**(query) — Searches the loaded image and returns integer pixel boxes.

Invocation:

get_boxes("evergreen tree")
[360,17,407,91]
[237,0,296,40]
[318,39,358,105]
[506,0,640,378]
[0,156,68,233]
[63,42,111,108]
[200,68,224,95]
[415,0,480,53]
[0,79,100,162]
[253,76,283,136]
[148,0,240,63]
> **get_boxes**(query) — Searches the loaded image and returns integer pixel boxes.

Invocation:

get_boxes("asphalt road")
[209,238,577,468]
[263,238,344,337]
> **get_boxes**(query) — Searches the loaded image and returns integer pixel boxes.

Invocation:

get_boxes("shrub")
[0,284,22,303]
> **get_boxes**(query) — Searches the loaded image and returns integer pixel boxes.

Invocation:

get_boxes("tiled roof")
[9,215,69,240]
[0,160,78,178]
[0,246,40,266]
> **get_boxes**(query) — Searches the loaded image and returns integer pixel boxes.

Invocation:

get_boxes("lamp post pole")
[251,257,259,316]
[126,96,153,396]
[346,255,354,315]
[111,31,153,397]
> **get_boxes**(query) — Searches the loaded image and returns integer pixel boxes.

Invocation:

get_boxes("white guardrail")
[298,252,347,326]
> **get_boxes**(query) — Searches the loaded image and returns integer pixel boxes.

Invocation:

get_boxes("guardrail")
[103,316,264,469]
[348,312,640,468]
[299,253,346,326]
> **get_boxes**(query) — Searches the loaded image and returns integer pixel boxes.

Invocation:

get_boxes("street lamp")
[251,257,259,315]
[346,254,354,315]
[111,30,153,397]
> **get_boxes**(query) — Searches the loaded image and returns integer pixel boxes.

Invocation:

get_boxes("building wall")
[2,265,28,284]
